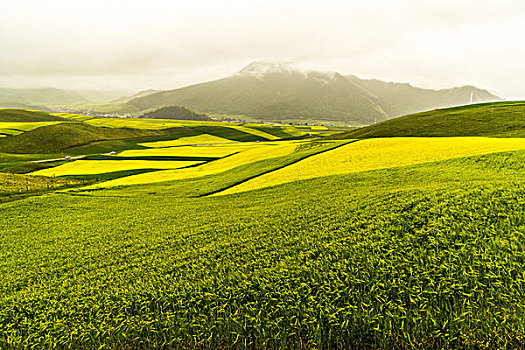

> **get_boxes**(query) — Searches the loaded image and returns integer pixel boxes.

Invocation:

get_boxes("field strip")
[117,144,245,158]
[202,140,355,197]
[83,118,182,129]
[214,137,525,196]
[0,121,63,135]
[31,160,204,176]
[139,134,234,147]
[82,117,251,130]
[231,125,280,140]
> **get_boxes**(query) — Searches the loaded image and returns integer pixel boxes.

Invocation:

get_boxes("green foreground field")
[1,106,525,348]
[2,150,525,348]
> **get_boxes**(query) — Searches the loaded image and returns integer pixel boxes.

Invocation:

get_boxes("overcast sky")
[1,0,524,98]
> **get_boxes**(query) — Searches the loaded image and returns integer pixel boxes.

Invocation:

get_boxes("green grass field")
[2,150,525,348]
[2,107,525,348]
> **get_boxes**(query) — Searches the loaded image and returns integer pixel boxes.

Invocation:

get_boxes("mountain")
[140,106,213,121]
[69,89,134,103]
[350,77,499,117]
[0,102,51,112]
[121,61,500,125]
[109,89,162,104]
[0,88,91,108]
[124,61,389,125]
[332,101,525,139]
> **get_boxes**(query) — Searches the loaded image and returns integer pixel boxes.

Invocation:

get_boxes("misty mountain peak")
[237,60,305,77]
[237,61,343,84]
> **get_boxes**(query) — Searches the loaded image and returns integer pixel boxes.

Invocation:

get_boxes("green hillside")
[334,101,525,139]
[0,108,69,122]
[0,123,168,154]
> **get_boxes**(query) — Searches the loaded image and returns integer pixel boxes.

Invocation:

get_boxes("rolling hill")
[119,61,499,125]
[334,101,525,139]
[0,108,70,122]
[0,122,168,154]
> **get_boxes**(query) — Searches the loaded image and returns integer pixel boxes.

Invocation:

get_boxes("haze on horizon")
[1,0,524,99]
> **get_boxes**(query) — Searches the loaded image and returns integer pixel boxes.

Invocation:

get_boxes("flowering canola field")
[139,134,233,147]
[89,141,303,188]
[117,144,242,158]
[0,121,63,135]
[217,137,525,195]
[32,160,203,176]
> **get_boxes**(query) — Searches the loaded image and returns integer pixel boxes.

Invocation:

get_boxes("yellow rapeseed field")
[51,113,92,121]
[139,134,233,147]
[87,141,301,188]
[83,118,241,130]
[216,137,525,196]
[0,122,63,135]
[229,126,279,140]
[83,118,182,129]
[32,160,203,176]
[117,144,251,158]
[309,125,329,130]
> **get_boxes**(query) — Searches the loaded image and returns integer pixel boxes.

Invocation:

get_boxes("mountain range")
[0,88,131,111]
[0,62,500,125]
[121,61,500,125]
